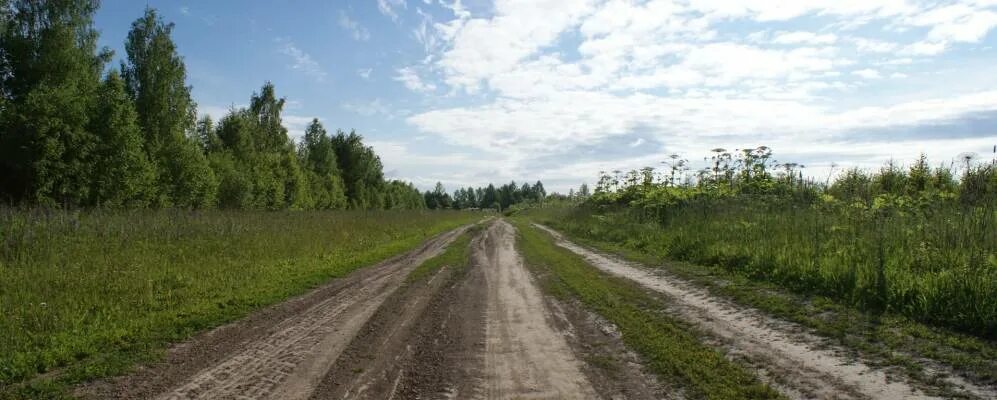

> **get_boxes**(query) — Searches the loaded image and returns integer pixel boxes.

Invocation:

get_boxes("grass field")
[0,209,479,394]
[510,218,783,399]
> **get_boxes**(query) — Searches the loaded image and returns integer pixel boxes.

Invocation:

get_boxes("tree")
[299,118,346,209]
[124,7,215,207]
[331,130,385,209]
[0,0,107,205]
[482,184,498,210]
[89,70,155,206]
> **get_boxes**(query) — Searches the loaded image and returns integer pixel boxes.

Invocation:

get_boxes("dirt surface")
[78,226,469,400]
[309,232,485,399]
[478,220,599,399]
[79,219,667,400]
[534,223,997,400]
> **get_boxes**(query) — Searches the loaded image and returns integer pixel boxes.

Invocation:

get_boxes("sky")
[94,0,997,193]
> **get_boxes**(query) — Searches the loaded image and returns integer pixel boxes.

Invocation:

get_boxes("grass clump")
[405,223,480,284]
[510,218,782,400]
[0,208,479,396]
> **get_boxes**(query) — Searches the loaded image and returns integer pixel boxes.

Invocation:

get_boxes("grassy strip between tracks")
[1,209,481,399]
[405,223,481,284]
[510,218,783,400]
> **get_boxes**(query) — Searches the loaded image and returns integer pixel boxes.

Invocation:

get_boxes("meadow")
[0,209,478,394]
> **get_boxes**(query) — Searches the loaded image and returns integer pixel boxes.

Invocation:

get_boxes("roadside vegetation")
[547,148,995,337]
[0,209,478,397]
[511,218,783,399]
[525,148,996,391]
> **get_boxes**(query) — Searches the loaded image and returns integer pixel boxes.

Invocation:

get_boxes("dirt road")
[479,220,598,399]
[534,223,995,400]
[83,220,659,400]
[80,226,469,400]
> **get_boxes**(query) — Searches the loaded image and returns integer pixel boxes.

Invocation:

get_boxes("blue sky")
[95,0,997,192]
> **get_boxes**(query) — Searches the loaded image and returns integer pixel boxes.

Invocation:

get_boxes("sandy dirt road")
[534,223,995,400]
[79,226,469,400]
[479,220,599,399]
[83,220,661,400]
[309,220,660,400]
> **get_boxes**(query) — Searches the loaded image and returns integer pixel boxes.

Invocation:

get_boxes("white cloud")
[436,0,598,92]
[338,11,370,41]
[378,0,407,22]
[179,6,190,15]
[342,99,392,117]
[358,68,373,80]
[770,31,838,45]
[851,37,898,53]
[853,68,881,79]
[394,66,436,92]
[277,40,327,82]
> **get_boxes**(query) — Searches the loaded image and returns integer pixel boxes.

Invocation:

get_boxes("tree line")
[423,181,546,211]
[0,1,423,210]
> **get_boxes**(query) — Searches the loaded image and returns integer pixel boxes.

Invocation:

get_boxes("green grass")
[532,202,996,337]
[509,218,783,400]
[527,207,997,393]
[0,208,480,397]
[405,224,479,284]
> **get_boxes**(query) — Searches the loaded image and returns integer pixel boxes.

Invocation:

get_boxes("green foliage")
[425,181,546,211]
[527,212,997,393]
[89,70,155,207]
[298,118,348,209]
[0,208,478,395]
[405,226,475,283]
[511,219,782,399]
[123,7,215,208]
[331,130,387,209]
[578,149,996,337]
[0,0,106,206]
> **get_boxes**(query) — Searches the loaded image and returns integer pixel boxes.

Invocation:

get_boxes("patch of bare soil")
[543,290,671,400]
[77,226,469,400]
[534,223,997,400]
[308,231,486,399]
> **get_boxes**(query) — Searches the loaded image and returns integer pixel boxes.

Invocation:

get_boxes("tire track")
[81,225,469,400]
[479,220,598,399]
